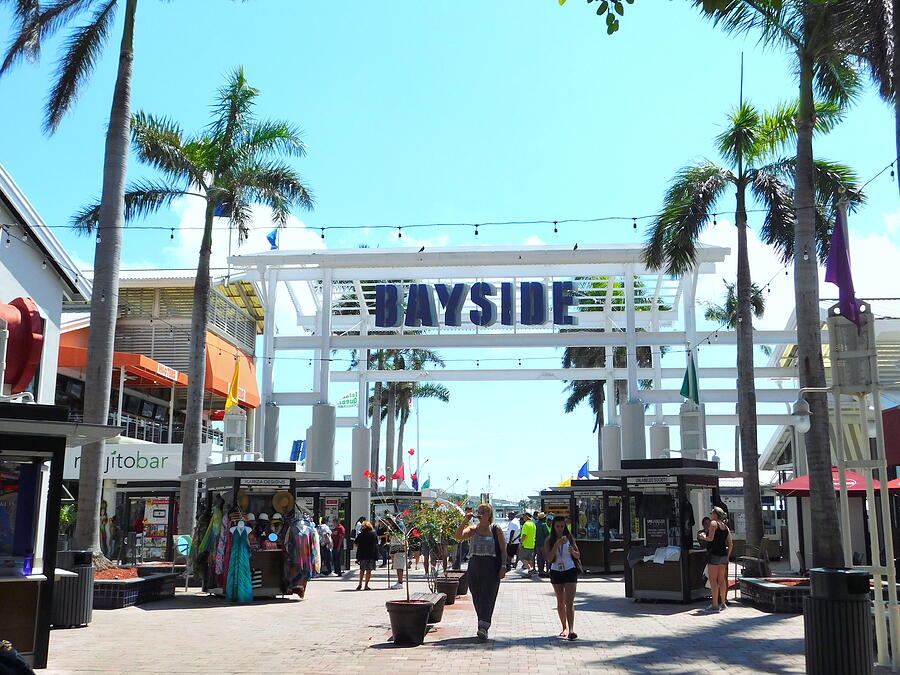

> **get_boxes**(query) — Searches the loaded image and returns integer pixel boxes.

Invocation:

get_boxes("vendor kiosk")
[540,479,636,573]
[598,458,736,603]
[0,403,120,668]
[294,479,352,570]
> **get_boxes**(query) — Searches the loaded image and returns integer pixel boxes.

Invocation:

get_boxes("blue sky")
[1,1,898,500]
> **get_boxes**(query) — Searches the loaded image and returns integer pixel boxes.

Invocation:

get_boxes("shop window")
[0,460,40,568]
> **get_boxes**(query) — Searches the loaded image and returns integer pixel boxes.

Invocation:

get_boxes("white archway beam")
[329,366,797,382]
[273,329,800,350]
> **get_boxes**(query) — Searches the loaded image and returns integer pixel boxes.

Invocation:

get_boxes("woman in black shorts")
[544,516,581,640]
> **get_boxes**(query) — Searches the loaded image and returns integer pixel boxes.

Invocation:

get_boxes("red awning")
[59,345,189,387]
[773,467,880,497]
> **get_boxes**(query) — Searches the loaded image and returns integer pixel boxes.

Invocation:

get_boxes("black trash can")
[804,568,872,675]
[52,550,94,628]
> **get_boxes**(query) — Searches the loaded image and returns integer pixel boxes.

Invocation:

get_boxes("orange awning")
[204,331,260,408]
[59,345,189,387]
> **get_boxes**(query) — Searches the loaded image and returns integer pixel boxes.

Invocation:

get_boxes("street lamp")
[791,398,811,435]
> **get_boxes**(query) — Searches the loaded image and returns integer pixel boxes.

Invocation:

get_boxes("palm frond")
[131,111,206,187]
[0,0,94,75]
[44,0,117,133]
[72,178,185,233]
[716,102,760,166]
[240,161,314,223]
[694,0,801,49]
[208,66,258,158]
[643,161,732,275]
[752,166,795,262]
[754,100,844,156]
[813,52,862,107]
[243,120,307,158]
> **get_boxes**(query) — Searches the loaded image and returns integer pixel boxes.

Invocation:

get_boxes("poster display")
[142,498,170,560]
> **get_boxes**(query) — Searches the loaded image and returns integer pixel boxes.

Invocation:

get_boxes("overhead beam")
[638,389,799,404]
[273,329,802,350]
[270,392,322,406]
[329,366,798,382]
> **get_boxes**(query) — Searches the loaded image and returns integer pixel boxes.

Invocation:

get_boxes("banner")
[64,444,212,481]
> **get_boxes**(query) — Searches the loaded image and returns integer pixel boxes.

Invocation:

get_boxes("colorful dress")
[226,524,253,603]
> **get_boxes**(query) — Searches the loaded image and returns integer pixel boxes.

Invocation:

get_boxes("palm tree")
[696,0,865,572]
[73,68,314,535]
[644,98,862,557]
[704,280,770,473]
[1,0,141,560]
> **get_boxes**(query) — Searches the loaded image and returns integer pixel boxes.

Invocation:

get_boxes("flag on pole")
[224,360,240,410]
[421,476,430,489]
[266,227,279,250]
[577,461,589,479]
[411,472,419,490]
[391,464,405,481]
[290,440,306,462]
[680,353,700,404]
[825,205,861,326]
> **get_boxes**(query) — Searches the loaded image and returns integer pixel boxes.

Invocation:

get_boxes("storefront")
[185,462,352,600]
[0,403,120,668]
[598,458,736,603]
[540,479,635,574]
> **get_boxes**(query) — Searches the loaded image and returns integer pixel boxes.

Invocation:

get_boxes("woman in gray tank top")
[455,503,508,641]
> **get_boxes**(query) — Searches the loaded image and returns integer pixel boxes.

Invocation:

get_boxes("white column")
[257,267,278,458]
[309,403,336,479]
[318,269,333,405]
[649,423,670,459]
[601,425,621,471]
[624,265,638,402]
[263,403,280,462]
[351,425,372,522]
[168,381,175,443]
[621,401,646,460]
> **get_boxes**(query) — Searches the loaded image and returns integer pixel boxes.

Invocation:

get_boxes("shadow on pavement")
[134,593,300,610]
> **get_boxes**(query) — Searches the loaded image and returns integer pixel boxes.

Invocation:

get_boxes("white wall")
[790,497,869,570]
[0,208,65,404]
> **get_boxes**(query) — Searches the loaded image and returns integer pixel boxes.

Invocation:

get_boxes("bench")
[411,592,447,623]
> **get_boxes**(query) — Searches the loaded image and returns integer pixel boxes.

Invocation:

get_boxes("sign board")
[63,444,213,481]
[627,476,672,486]
[375,281,578,328]
[645,518,669,548]
[544,502,570,520]
[239,478,291,487]
[336,391,358,408]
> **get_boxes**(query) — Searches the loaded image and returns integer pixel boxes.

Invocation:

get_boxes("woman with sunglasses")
[455,503,508,641]
[544,516,581,640]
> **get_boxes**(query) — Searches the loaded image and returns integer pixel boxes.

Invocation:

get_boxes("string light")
[41,260,47,270]
[802,250,809,262]
[320,228,325,240]
[713,214,717,226]
[553,221,558,235]
[632,218,637,230]
[474,224,479,237]
[96,233,101,244]
[170,228,175,240]
[397,226,402,239]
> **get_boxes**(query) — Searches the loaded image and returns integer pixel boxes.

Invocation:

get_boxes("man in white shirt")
[505,513,521,571]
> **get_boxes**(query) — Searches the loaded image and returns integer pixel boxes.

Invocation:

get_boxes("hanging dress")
[226,524,253,603]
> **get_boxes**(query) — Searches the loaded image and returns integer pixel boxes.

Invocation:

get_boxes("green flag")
[421,476,431,489]
[680,353,700,404]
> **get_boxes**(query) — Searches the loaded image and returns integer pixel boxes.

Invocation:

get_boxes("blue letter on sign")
[404,284,438,328]
[520,282,546,325]
[435,283,469,327]
[500,282,516,326]
[469,282,497,326]
[375,284,402,327]
[552,281,577,326]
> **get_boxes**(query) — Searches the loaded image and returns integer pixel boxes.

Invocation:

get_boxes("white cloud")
[523,235,546,246]
[696,214,900,331]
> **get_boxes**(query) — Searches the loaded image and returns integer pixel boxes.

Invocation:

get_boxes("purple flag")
[824,207,861,326]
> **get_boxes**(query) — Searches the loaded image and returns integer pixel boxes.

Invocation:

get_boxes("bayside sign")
[375,281,578,328]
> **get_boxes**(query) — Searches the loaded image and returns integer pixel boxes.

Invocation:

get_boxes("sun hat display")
[272,490,295,514]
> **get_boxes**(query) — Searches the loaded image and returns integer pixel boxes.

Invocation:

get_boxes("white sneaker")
[391,582,403,589]
[704,604,720,613]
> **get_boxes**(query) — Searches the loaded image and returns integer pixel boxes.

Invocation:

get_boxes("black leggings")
[468,555,501,630]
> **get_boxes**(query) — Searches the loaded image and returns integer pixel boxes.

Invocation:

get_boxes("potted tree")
[58,504,77,552]
[367,473,434,646]
[408,502,464,604]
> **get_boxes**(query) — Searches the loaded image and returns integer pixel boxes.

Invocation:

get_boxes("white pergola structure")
[229,244,802,519]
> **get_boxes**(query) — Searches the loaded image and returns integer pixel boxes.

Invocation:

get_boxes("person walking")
[355,521,378,590]
[331,518,346,576]
[519,512,537,577]
[698,507,733,612]
[505,513,521,571]
[376,519,390,567]
[455,503,508,641]
[318,520,333,575]
[534,513,550,578]
[545,516,581,640]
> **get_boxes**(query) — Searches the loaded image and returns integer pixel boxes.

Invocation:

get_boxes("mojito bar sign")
[375,281,577,328]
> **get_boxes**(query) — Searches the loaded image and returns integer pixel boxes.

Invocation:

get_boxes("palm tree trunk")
[734,402,740,473]
[371,379,383,477]
[72,0,138,561]
[177,199,216,536]
[796,42,843,569]
[386,384,397,491]
[895,0,900,199]
[735,181,764,547]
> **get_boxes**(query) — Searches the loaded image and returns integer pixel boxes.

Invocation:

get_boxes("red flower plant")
[408,448,415,456]
[379,475,386,482]
[403,509,410,517]
[412,529,420,537]
[363,470,371,478]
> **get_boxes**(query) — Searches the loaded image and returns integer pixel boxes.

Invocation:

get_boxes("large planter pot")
[385,600,433,646]
[434,577,459,605]
[447,570,468,596]
[427,592,447,623]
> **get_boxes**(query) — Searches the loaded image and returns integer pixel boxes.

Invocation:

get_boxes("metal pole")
[415,395,420,484]
[117,367,126,425]
[168,381,175,444]
[833,395,853,567]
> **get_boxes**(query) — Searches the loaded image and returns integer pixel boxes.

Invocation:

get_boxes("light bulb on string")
[713,214,717,226]
[100,293,106,302]
[320,228,325,240]
[802,250,809,262]
[21,233,27,243]
[96,233,101,244]
[397,225,402,239]
[41,260,47,270]
[632,217,637,230]
[474,224,479,237]
[170,228,175,240]
[553,221,558,235]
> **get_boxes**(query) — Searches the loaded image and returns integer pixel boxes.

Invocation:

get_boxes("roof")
[0,161,91,301]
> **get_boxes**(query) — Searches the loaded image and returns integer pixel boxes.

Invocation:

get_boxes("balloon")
[379,475,385,482]
[408,449,415,456]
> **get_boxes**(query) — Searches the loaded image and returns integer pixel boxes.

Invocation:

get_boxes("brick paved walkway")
[45,567,806,674]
